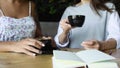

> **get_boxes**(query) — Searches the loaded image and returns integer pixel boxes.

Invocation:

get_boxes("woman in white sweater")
[54,0,120,51]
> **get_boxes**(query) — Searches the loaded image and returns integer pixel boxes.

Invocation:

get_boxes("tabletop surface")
[0,53,52,68]
[0,49,120,68]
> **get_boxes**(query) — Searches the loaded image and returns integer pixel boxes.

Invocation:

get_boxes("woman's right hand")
[60,19,72,34]
[10,38,45,56]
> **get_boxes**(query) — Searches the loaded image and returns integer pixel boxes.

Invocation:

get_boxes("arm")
[81,38,116,51]
[54,19,71,47]
[58,19,71,45]
[81,11,120,51]
[0,38,44,56]
[106,11,120,49]
[54,7,71,47]
[99,38,116,51]
[0,41,15,52]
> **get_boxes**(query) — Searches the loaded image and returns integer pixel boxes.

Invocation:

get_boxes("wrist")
[99,39,116,51]
[0,41,17,52]
[63,30,69,35]
[98,41,105,51]
[6,41,17,52]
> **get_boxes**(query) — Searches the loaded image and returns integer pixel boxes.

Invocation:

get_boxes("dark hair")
[29,0,41,21]
[72,0,112,16]
[29,0,43,37]
[90,0,112,16]
[72,0,81,5]
[111,0,120,16]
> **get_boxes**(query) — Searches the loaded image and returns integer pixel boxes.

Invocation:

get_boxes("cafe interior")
[0,0,120,68]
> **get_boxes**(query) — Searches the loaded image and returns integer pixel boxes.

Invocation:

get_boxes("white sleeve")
[54,8,70,48]
[54,25,69,48]
[106,11,120,49]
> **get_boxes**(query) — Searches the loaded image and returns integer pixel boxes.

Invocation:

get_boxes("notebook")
[52,49,118,68]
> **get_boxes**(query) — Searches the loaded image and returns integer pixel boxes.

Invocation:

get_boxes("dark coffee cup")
[39,39,57,54]
[68,15,85,27]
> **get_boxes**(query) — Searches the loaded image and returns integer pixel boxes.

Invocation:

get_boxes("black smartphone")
[39,39,57,54]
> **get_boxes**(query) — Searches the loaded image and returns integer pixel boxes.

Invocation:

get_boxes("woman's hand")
[58,19,72,45]
[39,36,56,48]
[81,40,100,50]
[60,19,72,34]
[11,38,45,56]
[81,39,117,51]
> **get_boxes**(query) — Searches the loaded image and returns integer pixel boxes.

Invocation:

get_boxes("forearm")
[99,38,117,51]
[0,41,16,52]
[58,32,69,45]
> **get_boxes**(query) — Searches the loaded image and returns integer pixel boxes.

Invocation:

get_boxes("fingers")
[42,36,51,40]
[81,41,92,49]
[60,19,72,34]
[26,38,45,48]
[22,38,44,55]
[60,19,71,28]
[22,49,37,56]
[13,38,45,56]
[81,43,94,49]
[81,41,95,45]
[60,19,68,24]
[24,45,40,54]
[81,40,99,49]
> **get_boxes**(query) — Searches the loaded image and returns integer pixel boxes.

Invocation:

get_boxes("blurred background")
[38,0,120,22]
[39,0,72,22]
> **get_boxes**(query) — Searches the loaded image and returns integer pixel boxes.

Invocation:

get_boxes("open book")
[52,49,118,68]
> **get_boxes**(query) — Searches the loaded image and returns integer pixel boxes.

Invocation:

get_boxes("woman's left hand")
[81,40,100,50]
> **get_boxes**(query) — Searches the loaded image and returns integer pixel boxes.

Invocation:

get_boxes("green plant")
[39,0,72,21]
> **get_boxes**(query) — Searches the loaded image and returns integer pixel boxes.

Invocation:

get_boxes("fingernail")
[33,53,36,56]
[42,43,45,47]
[39,51,42,54]
[82,41,85,43]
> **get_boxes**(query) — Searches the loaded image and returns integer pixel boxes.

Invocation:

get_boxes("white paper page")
[88,61,118,68]
[53,50,83,62]
[52,57,86,68]
[76,49,115,63]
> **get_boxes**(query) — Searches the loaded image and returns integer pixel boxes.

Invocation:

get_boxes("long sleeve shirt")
[54,2,120,48]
